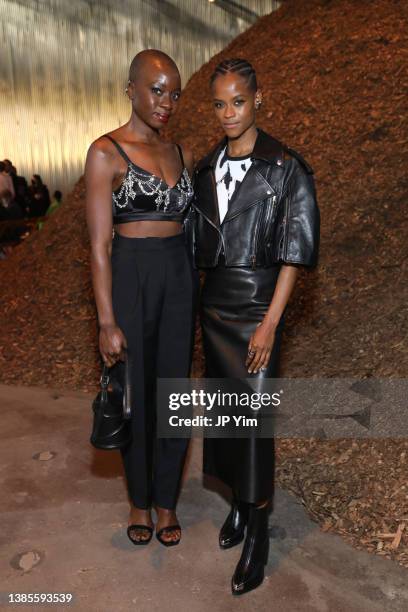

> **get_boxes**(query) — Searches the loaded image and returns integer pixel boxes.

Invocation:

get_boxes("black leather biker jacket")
[184,128,320,269]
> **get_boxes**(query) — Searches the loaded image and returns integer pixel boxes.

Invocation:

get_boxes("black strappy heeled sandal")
[127,524,154,546]
[156,524,181,547]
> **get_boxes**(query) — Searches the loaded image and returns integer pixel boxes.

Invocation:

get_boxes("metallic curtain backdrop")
[0,0,280,194]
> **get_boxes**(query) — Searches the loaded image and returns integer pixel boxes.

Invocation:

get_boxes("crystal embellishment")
[113,164,194,213]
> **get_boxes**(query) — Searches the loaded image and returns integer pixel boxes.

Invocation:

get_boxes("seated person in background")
[46,190,63,215]
[28,174,50,217]
[3,160,30,217]
[0,189,23,220]
[0,161,15,201]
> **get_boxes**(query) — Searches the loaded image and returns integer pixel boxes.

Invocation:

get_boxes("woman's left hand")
[246,320,276,374]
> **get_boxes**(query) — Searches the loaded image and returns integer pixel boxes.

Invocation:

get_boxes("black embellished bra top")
[105,135,194,224]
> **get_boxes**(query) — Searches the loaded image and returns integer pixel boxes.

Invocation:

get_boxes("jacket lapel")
[222,161,277,224]
[194,129,284,226]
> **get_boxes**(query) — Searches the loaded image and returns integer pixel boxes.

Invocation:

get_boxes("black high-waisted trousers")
[200,261,285,504]
[111,231,196,510]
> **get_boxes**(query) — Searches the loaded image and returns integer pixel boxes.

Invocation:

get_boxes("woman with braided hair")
[190,58,320,595]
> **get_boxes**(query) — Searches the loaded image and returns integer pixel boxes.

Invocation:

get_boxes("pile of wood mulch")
[1,0,407,566]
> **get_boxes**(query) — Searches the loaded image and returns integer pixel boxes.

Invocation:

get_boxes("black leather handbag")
[90,351,132,450]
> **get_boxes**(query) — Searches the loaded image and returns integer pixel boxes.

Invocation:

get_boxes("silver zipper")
[283,194,291,259]
[195,206,226,264]
[278,196,289,260]
[261,195,277,245]
[251,204,264,270]
[252,194,277,268]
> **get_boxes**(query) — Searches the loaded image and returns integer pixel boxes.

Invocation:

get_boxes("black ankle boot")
[231,502,269,596]
[219,499,249,549]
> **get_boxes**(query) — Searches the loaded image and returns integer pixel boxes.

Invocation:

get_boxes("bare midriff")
[114,220,183,238]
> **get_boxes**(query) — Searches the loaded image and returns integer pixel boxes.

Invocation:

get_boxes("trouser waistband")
[112,231,186,251]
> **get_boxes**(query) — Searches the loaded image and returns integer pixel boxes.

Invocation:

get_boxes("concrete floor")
[1,383,407,612]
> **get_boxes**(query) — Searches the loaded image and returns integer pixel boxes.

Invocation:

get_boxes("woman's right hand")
[99,324,127,367]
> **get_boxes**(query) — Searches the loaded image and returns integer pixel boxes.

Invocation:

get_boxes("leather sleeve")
[281,156,320,267]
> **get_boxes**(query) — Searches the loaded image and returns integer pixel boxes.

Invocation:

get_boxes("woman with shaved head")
[85,50,196,547]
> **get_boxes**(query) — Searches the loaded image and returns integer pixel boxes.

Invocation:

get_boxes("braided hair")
[210,58,257,92]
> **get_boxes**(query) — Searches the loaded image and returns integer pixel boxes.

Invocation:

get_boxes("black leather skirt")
[200,260,284,504]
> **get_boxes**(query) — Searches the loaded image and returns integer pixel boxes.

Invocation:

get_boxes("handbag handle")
[122,350,132,419]
[99,348,132,419]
